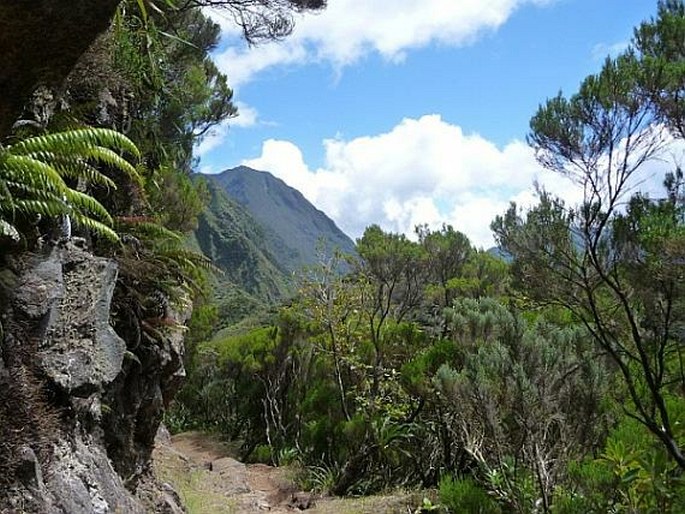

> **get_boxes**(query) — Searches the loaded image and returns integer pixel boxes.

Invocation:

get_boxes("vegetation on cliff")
[1,1,684,513]
[0,0,325,510]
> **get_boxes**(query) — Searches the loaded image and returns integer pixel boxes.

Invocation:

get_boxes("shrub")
[439,475,501,514]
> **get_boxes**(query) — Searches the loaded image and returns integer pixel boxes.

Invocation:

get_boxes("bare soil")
[153,431,429,514]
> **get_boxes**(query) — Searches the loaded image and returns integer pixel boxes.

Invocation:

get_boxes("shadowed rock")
[0,0,121,137]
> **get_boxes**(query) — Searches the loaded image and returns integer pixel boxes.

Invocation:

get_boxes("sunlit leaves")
[0,128,139,243]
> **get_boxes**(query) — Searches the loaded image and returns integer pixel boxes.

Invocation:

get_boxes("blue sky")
[197,0,661,247]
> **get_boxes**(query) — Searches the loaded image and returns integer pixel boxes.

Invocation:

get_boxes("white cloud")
[232,101,259,127]
[591,40,630,61]
[196,121,230,157]
[243,114,574,247]
[241,115,680,248]
[211,0,555,87]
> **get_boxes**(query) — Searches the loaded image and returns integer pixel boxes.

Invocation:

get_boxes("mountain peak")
[203,166,356,275]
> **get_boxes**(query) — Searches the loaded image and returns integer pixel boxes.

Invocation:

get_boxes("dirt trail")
[154,430,427,514]
[154,431,312,513]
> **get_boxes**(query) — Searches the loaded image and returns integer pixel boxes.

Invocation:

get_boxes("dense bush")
[439,475,501,514]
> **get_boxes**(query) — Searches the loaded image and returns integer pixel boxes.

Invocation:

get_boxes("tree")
[492,3,685,470]
[634,0,685,138]
[179,0,326,43]
[434,298,609,512]
[417,223,472,310]
[356,225,428,403]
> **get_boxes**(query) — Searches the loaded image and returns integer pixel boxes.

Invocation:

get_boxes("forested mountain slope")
[194,166,356,328]
[192,180,290,328]
[205,166,356,274]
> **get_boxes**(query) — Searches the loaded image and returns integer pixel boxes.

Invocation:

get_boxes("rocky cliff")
[0,242,185,513]
[0,0,122,137]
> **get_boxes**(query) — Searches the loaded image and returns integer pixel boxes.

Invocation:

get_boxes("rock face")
[0,243,186,513]
[0,0,122,137]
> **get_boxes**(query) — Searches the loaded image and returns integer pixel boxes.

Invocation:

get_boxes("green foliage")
[553,402,685,513]
[439,475,501,514]
[633,0,685,138]
[147,167,209,233]
[416,223,472,308]
[166,4,685,512]
[434,298,611,510]
[0,128,139,244]
[111,2,237,172]
[446,251,509,300]
[114,216,215,303]
[194,179,290,304]
[298,463,341,494]
[496,0,685,472]
[248,444,273,464]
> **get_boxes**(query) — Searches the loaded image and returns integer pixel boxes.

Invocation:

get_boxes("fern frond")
[65,189,114,224]
[12,199,68,217]
[0,219,20,241]
[116,217,182,241]
[9,128,140,159]
[153,243,221,274]
[3,155,69,194]
[70,211,120,241]
[27,152,118,190]
[0,127,140,244]
[84,146,143,186]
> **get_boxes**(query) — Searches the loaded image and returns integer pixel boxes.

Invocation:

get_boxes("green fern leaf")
[1,127,140,244]
[65,189,114,224]
[0,219,20,241]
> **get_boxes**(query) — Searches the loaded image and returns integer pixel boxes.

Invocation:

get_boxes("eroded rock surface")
[0,243,186,513]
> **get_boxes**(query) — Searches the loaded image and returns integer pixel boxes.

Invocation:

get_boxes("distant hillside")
[191,181,291,328]
[206,166,356,274]
[194,166,356,330]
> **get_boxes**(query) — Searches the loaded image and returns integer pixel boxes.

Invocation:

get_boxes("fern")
[115,216,220,305]
[0,128,139,243]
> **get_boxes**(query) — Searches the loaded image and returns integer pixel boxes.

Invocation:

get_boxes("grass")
[177,470,237,514]
[154,442,237,514]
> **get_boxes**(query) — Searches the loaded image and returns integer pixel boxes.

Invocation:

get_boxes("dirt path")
[153,430,428,514]
[154,431,312,513]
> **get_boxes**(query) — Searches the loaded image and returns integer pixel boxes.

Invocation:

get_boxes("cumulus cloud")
[209,0,554,87]
[243,115,570,247]
[231,101,260,127]
[242,114,680,248]
[201,1,557,168]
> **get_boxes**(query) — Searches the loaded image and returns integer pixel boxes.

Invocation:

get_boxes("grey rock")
[12,250,63,320]
[1,243,188,512]
[211,457,250,494]
[37,247,125,393]
[16,446,44,491]
[48,436,146,514]
[156,423,173,446]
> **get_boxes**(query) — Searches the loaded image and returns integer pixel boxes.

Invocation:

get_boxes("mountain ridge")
[194,166,356,329]
[204,166,356,274]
